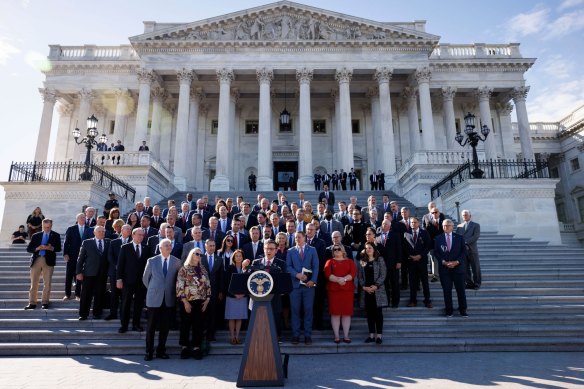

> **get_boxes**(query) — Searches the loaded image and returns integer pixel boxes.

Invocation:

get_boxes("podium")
[229,272,292,387]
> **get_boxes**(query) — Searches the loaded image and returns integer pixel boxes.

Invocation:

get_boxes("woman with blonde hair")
[177,247,211,360]
[26,207,45,239]
[358,241,388,344]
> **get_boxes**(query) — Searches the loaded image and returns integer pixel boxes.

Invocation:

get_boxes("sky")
[0,0,583,229]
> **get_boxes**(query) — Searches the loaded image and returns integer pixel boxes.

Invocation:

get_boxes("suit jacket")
[233,212,258,231]
[155,241,183,259]
[150,215,165,230]
[318,191,335,206]
[361,205,382,223]
[202,253,224,297]
[333,211,350,227]
[143,206,154,216]
[306,236,326,267]
[343,222,367,248]
[27,230,62,267]
[202,229,226,247]
[143,255,181,308]
[456,221,480,254]
[422,212,445,242]
[108,237,132,277]
[320,219,343,236]
[286,245,320,289]
[86,218,97,228]
[242,241,264,261]
[142,227,159,239]
[434,233,466,274]
[404,229,432,264]
[76,238,111,277]
[249,257,287,274]
[314,230,332,247]
[116,242,149,285]
[377,231,402,267]
[217,218,232,234]
[63,224,85,260]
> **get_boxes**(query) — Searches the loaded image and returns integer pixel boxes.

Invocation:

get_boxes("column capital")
[78,88,95,102]
[40,88,57,104]
[401,86,418,101]
[441,86,457,101]
[296,67,313,85]
[475,86,493,101]
[216,68,234,84]
[511,86,530,102]
[335,67,353,84]
[137,68,155,84]
[190,87,205,102]
[415,67,431,84]
[256,67,274,84]
[114,88,130,98]
[57,103,73,116]
[177,68,194,84]
[497,102,514,116]
[151,87,168,102]
[373,66,393,83]
[366,86,379,98]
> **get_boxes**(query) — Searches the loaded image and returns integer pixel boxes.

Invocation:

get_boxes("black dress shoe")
[305,337,312,345]
[156,353,170,360]
[144,353,153,361]
[192,348,203,360]
[92,315,102,320]
[291,337,300,345]
[41,304,49,310]
[24,304,36,310]
[460,310,469,317]
[132,326,144,332]
[365,337,374,343]
[375,337,383,344]
[118,327,128,333]
[104,315,117,321]
[180,348,191,359]
[78,316,88,321]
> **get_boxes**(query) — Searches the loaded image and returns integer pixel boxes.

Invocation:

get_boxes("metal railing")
[430,159,550,199]
[8,161,136,202]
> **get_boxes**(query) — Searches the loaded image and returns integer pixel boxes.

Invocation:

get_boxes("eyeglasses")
[194,253,201,257]
[333,247,342,251]
[226,240,233,243]
[431,211,438,214]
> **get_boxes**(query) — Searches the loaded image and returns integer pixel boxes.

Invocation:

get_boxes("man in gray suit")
[456,210,481,289]
[142,238,181,361]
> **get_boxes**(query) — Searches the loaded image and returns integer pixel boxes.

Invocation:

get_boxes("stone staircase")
[0,231,583,355]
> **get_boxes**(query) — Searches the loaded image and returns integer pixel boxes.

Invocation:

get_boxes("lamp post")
[279,73,291,131]
[455,112,490,178]
[72,114,108,181]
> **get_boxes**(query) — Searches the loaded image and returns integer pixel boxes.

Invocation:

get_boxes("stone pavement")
[0,352,583,388]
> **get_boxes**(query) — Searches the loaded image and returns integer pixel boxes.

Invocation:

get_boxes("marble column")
[374,66,396,175]
[113,89,130,145]
[256,68,274,190]
[149,87,167,160]
[511,86,535,160]
[476,86,497,160]
[367,87,381,172]
[229,88,240,189]
[415,67,435,150]
[296,67,314,190]
[403,87,420,153]
[54,103,73,161]
[210,68,234,191]
[497,102,516,159]
[336,67,354,172]
[441,87,457,150]
[188,88,203,189]
[196,103,208,190]
[134,68,154,151]
[160,102,174,168]
[34,89,57,162]
[331,89,340,170]
[173,68,193,190]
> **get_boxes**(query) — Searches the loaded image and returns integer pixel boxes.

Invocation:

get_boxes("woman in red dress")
[324,244,357,343]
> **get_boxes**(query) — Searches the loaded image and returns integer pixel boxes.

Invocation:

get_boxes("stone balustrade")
[431,43,521,59]
[395,150,484,178]
[48,45,138,60]
[79,151,173,181]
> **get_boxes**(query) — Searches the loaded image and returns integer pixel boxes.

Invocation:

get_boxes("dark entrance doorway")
[273,162,298,191]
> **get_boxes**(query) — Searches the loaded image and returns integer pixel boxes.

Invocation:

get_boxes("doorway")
[273,162,298,191]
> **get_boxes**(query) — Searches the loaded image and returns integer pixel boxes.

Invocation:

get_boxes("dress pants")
[65,258,81,298]
[108,275,121,318]
[439,268,467,314]
[79,275,106,318]
[29,256,54,305]
[350,181,356,190]
[400,260,409,288]
[146,303,172,355]
[312,274,327,329]
[408,261,431,304]
[179,300,205,349]
[364,293,383,334]
[206,296,220,340]
[465,248,482,286]
[120,283,146,328]
[290,286,315,338]
[383,261,400,307]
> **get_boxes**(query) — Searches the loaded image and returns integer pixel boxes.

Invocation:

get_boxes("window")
[550,167,560,179]
[352,119,360,134]
[312,120,326,134]
[245,120,259,134]
[211,120,218,135]
[109,120,115,135]
[570,157,580,172]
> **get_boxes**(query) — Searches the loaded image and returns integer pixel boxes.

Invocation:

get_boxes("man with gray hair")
[457,210,481,289]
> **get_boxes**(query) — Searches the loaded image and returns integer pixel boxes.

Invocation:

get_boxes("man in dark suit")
[348,168,357,190]
[140,215,158,239]
[377,219,402,308]
[321,210,344,237]
[138,140,149,151]
[311,218,332,247]
[286,232,319,345]
[193,199,211,229]
[63,213,86,300]
[342,209,367,259]
[339,169,348,190]
[390,201,402,223]
[202,217,226,247]
[334,201,350,228]
[378,170,386,191]
[143,197,154,216]
[423,205,445,282]
[106,224,132,321]
[404,217,433,308]
[456,210,481,289]
[369,171,378,190]
[155,226,183,259]
[84,207,97,228]
[83,216,114,240]
[318,184,336,207]
[217,206,232,234]
[142,238,181,361]
[116,228,149,332]
[325,231,353,261]
[242,226,264,261]
[25,219,62,310]
[248,171,257,191]
[233,202,258,231]
[76,226,111,320]
[202,239,224,341]
[313,173,321,191]
[434,219,468,317]
[150,206,165,230]
[306,223,327,330]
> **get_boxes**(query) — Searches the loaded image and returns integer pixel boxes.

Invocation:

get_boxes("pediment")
[129,1,439,47]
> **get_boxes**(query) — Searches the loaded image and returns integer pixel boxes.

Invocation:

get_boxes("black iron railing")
[430,159,550,200]
[8,161,136,202]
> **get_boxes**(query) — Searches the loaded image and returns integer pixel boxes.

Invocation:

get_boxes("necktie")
[446,234,451,252]
[233,234,238,248]
[208,255,214,270]
[155,216,158,224]
[299,246,304,259]
[325,192,329,199]
[163,258,168,277]
[266,259,271,269]
[297,222,302,232]
[86,218,90,226]
[413,231,418,243]
[143,228,147,235]
[465,222,468,231]
[382,233,386,245]
[183,214,186,224]
[327,221,331,234]
[135,245,140,258]
[98,240,103,253]
[253,243,257,258]
[79,226,84,239]
[211,230,215,240]
[289,234,294,247]
[40,233,49,256]
[222,219,226,232]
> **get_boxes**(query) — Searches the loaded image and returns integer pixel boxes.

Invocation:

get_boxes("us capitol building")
[2,1,583,246]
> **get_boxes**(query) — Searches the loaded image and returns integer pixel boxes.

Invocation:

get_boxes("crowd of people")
[21,189,481,360]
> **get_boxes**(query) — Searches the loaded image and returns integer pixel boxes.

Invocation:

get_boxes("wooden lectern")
[229,272,292,387]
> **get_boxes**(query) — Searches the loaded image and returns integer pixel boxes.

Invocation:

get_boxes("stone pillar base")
[256,176,273,191]
[296,176,314,191]
[210,175,230,191]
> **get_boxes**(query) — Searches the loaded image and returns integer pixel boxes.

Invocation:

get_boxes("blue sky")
[0,0,583,228]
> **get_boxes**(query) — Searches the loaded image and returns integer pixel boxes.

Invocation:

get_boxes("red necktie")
[413,231,418,243]
[299,246,304,259]
[233,233,238,248]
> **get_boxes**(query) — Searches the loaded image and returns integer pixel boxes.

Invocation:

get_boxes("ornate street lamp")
[72,114,107,180]
[455,112,490,178]
[279,73,291,131]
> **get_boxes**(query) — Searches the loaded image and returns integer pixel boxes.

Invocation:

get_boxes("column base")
[210,175,230,191]
[296,176,314,191]
[256,176,273,191]
[173,176,187,191]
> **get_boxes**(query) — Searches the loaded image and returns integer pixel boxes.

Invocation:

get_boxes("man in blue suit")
[434,219,468,317]
[63,213,86,300]
[286,231,319,345]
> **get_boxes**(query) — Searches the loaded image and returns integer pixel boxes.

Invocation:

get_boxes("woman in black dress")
[26,207,44,239]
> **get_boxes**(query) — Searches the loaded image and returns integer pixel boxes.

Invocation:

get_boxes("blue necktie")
[163,258,168,277]
[208,255,213,270]
[40,233,49,256]
[97,240,103,253]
